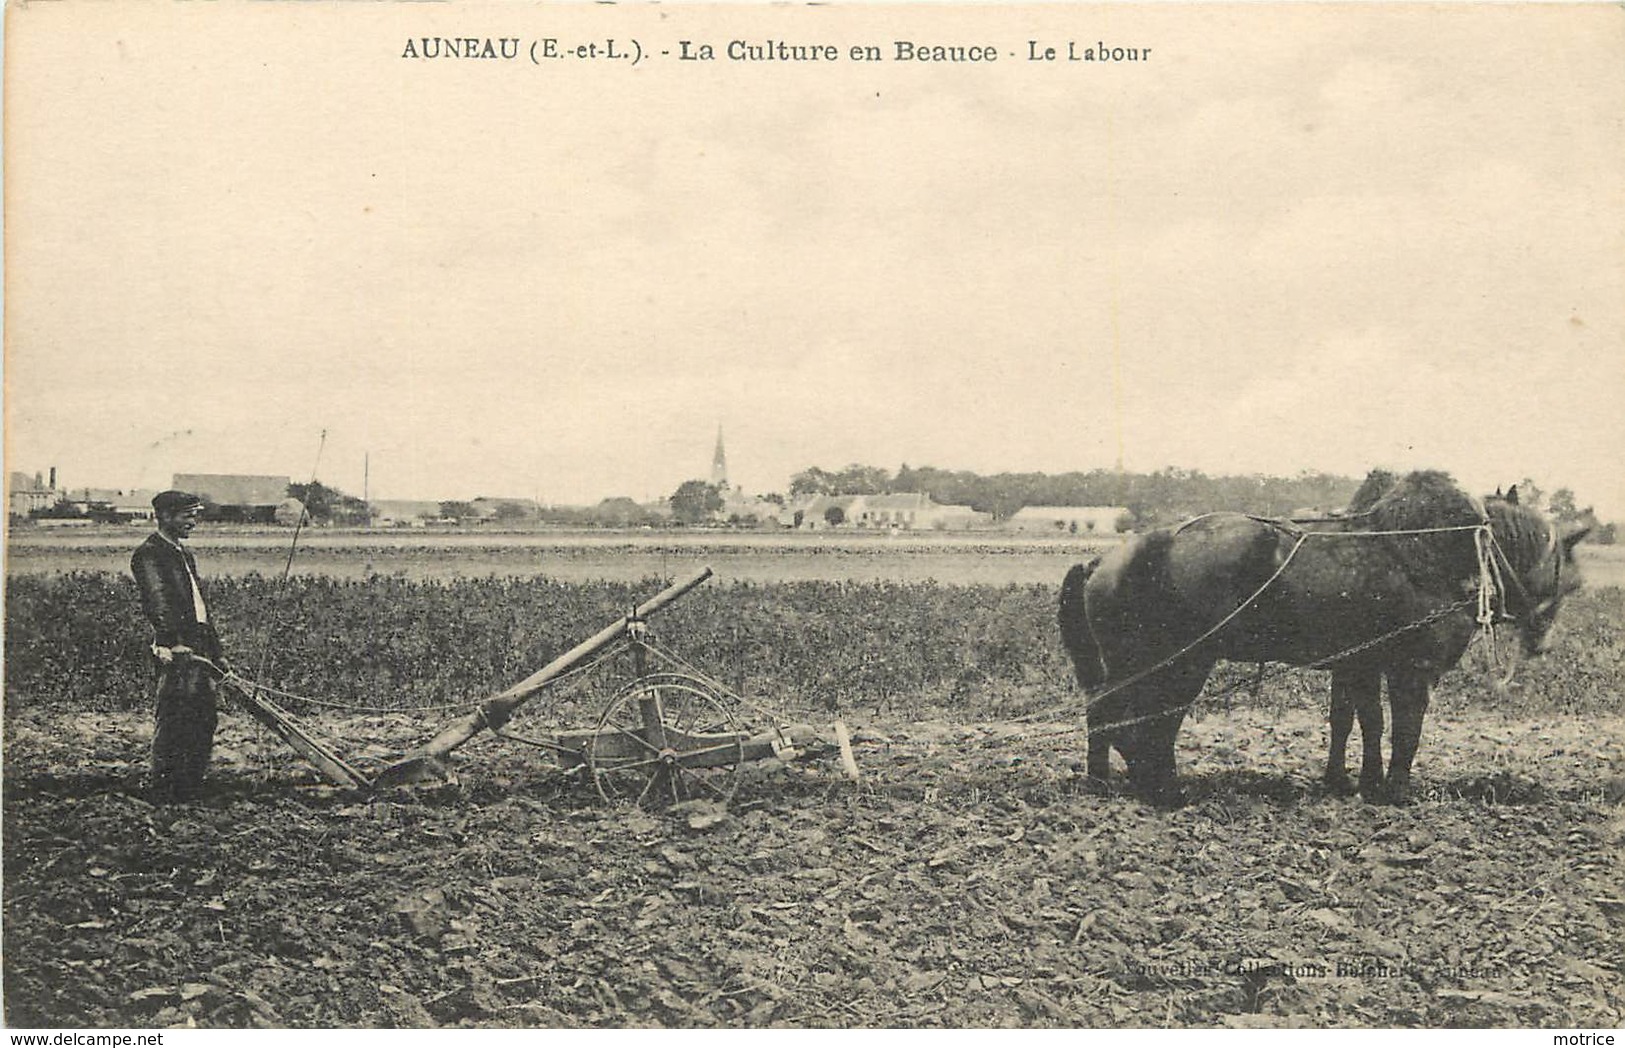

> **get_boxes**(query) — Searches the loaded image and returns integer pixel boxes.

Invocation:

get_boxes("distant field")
[1578,542,1625,589]
[3,527,1121,585]
[7,525,1623,588]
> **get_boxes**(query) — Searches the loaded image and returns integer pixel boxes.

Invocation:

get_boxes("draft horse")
[1057,471,1587,805]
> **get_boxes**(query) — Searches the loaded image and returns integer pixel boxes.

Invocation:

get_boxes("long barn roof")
[172,474,290,507]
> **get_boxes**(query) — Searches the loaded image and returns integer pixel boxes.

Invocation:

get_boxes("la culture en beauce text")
[395,37,1151,64]
[673,40,1151,62]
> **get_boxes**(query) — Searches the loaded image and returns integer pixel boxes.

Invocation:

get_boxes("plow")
[204,567,859,807]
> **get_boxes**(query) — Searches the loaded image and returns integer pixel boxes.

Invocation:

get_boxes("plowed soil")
[5,700,1622,1028]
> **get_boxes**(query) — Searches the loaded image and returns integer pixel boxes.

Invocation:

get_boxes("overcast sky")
[6,3,1622,517]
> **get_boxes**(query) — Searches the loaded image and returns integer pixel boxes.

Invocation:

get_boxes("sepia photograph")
[4,0,1622,1032]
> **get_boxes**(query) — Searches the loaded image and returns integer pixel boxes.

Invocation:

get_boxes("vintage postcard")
[5,0,1622,1033]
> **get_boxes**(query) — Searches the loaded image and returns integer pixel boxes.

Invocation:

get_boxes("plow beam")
[374,566,714,788]
[553,720,862,779]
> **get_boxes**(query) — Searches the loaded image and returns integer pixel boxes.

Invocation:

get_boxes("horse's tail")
[1059,557,1108,689]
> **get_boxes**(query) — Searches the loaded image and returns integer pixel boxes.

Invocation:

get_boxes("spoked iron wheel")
[587,672,744,808]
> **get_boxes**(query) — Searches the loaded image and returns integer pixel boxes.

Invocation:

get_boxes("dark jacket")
[131,533,222,659]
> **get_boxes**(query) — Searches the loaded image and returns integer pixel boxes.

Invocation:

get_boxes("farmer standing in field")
[132,490,229,803]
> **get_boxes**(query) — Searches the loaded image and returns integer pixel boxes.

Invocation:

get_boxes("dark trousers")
[150,660,219,801]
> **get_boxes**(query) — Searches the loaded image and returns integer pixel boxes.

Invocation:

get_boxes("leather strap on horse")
[1473,526,1507,670]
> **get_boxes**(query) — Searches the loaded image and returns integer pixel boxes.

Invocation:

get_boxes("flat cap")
[151,490,204,514]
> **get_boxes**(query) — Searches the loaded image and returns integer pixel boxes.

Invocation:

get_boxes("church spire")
[710,425,728,489]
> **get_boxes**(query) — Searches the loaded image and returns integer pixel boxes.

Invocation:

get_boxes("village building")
[850,492,991,531]
[8,469,165,523]
[7,469,60,518]
[1006,505,1132,535]
[721,493,781,525]
[779,494,861,530]
[780,492,990,531]
[850,493,929,529]
[172,473,291,524]
[66,487,160,523]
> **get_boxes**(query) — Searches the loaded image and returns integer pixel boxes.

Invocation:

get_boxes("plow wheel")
[587,673,745,808]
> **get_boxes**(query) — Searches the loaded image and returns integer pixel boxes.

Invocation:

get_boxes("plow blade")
[374,566,715,789]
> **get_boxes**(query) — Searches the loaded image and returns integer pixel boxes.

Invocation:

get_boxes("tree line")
[786,463,1615,539]
[789,464,1360,528]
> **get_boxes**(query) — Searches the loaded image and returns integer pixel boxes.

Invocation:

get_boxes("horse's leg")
[1354,674,1387,802]
[1117,724,1157,801]
[1129,659,1209,808]
[1085,694,1123,789]
[1085,724,1113,792]
[1324,668,1357,792]
[1384,670,1431,805]
[1325,666,1383,797]
[1086,684,1151,794]
[1138,710,1192,808]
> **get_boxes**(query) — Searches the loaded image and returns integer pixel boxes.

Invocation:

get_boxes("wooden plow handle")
[191,657,372,790]
[374,566,714,788]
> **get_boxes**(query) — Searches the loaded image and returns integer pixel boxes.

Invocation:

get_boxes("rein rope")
[218,675,487,715]
[210,638,631,718]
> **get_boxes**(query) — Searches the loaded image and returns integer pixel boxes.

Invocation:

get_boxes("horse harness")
[1261,509,1555,633]
[1138,511,1528,692]
[1485,518,1563,623]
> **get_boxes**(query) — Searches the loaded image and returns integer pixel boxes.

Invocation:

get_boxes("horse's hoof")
[1323,771,1355,795]
[1358,781,1387,805]
[1375,777,1415,806]
[1077,774,1112,797]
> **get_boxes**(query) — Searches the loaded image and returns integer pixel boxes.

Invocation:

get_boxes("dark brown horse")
[1058,471,1587,805]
